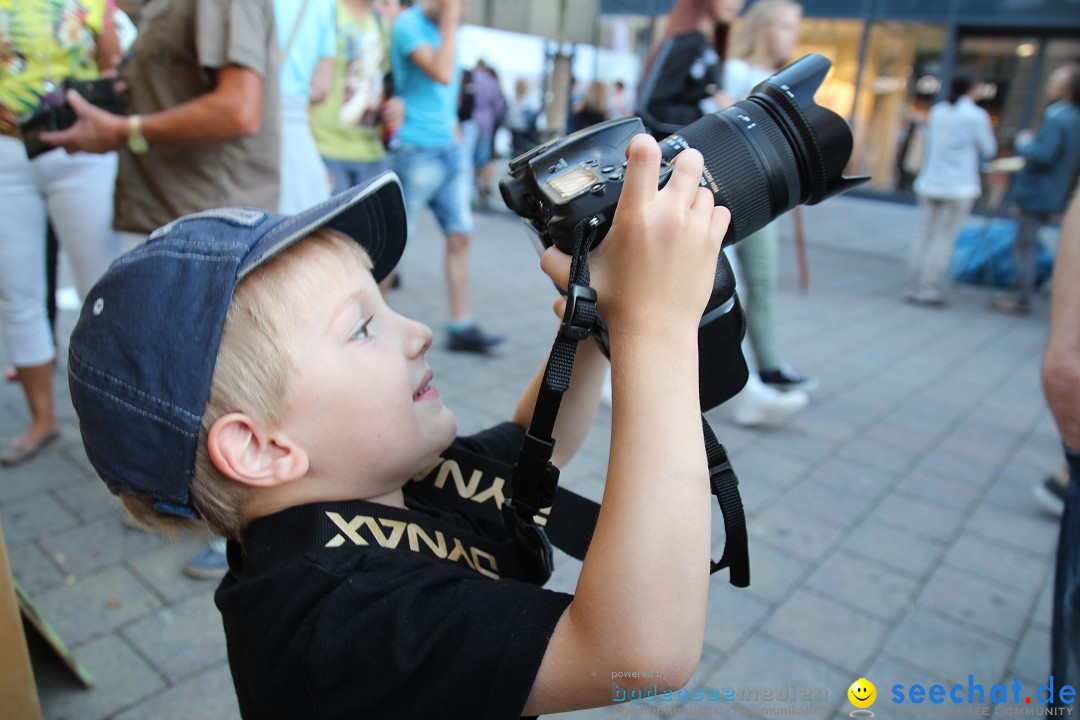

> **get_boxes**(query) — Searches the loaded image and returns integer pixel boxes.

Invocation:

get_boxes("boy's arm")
[1043,186,1080,448]
[523,136,729,715]
[406,0,460,85]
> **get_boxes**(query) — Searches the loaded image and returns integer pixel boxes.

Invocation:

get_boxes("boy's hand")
[540,134,729,341]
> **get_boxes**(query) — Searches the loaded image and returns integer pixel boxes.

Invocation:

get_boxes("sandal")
[0,428,61,467]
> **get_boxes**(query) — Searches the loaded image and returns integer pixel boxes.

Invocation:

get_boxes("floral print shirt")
[0,0,107,116]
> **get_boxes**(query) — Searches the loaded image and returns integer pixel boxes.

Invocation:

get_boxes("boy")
[68,135,729,718]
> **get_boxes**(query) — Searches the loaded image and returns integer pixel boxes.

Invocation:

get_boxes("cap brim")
[239,171,407,282]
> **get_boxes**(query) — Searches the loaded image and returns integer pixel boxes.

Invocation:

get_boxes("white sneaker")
[731,374,809,427]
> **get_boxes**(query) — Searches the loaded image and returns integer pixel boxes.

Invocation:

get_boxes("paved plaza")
[0,194,1064,719]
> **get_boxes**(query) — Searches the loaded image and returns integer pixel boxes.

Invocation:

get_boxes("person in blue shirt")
[390,0,503,353]
[992,63,1080,315]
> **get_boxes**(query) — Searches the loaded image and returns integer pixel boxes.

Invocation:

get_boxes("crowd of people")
[2,0,1080,715]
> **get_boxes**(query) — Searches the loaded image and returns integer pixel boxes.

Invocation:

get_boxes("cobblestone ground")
[0,195,1062,719]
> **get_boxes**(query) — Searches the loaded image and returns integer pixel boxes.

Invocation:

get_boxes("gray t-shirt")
[115,0,281,234]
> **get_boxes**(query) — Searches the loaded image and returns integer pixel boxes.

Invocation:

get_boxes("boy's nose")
[405,319,434,357]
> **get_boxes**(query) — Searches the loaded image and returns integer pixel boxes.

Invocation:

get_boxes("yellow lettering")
[410,456,445,484]
[325,512,367,547]
[446,537,477,571]
[471,476,506,507]
[407,525,448,558]
[471,548,500,579]
[364,518,407,548]
[434,460,483,498]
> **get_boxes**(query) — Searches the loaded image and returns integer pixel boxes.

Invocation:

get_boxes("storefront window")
[847,21,947,194]
[796,18,864,121]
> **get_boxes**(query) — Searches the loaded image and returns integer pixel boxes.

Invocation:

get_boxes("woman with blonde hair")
[722,0,818,426]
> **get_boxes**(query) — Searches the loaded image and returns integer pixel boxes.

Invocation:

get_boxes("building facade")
[601,0,1080,200]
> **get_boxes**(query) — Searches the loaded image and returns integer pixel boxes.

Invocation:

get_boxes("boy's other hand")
[540,134,729,341]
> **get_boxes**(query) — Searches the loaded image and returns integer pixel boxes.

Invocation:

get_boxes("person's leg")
[924,197,973,302]
[40,150,122,299]
[278,96,332,214]
[907,196,942,299]
[322,157,355,194]
[430,143,502,351]
[0,138,58,463]
[391,144,444,295]
[734,222,781,370]
[1051,448,1080,707]
[1013,211,1044,305]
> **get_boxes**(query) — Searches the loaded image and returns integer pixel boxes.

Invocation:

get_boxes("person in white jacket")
[906,71,997,306]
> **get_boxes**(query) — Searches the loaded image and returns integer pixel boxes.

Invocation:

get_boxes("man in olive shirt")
[43,0,281,234]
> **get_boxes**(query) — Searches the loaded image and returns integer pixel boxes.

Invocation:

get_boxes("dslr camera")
[17,77,126,159]
[500,54,867,410]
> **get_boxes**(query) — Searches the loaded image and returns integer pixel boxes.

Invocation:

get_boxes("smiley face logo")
[848,678,876,711]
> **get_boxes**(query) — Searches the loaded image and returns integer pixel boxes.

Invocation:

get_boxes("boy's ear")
[207,413,309,488]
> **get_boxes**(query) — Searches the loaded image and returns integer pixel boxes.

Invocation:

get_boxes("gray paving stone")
[1032,579,1053,630]
[37,515,165,577]
[34,633,165,720]
[837,436,917,476]
[964,503,1058,558]
[749,503,844,563]
[113,664,240,720]
[729,445,812,490]
[941,532,1049,590]
[0,493,79,545]
[741,542,813,605]
[808,456,894,500]
[804,549,920,622]
[50,476,122,522]
[7,538,66,594]
[893,469,983,511]
[841,521,945,578]
[870,493,965,543]
[32,565,162,646]
[762,589,890,673]
[913,450,999,487]
[883,609,1013,686]
[774,480,877,531]
[0,449,82,503]
[121,593,228,683]
[704,585,773,654]
[760,431,837,467]
[127,532,228,604]
[916,567,1036,642]
[1008,624,1051,686]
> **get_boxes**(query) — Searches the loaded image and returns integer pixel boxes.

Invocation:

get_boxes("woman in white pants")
[0,1,123,465]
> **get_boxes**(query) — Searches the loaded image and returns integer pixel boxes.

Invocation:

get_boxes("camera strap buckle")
[560,285,598,341]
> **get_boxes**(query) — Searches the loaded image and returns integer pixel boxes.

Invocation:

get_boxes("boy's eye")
[349,314,374,341]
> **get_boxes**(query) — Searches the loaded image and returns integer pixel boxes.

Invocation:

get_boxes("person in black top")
[66,137,730,717]
[637,0,746,136]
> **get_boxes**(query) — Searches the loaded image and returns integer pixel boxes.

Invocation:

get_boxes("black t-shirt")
[639,31,724,136]
[215,423,574,720]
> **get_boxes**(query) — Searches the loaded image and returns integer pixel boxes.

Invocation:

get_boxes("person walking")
[722,0,815,424]
[0,0,123,465]
[991,63,1080,315]
[390,0,503,353]
[906,70,997,306]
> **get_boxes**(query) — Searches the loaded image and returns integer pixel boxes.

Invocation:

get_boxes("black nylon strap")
[703,418,750,587]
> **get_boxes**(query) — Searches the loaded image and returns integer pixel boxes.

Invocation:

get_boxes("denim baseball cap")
[68,172,407,519]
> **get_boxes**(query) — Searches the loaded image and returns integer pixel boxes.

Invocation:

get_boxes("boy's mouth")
[413,371,438,401]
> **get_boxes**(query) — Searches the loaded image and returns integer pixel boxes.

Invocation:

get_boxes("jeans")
[1051,447,1080,707]
[1014,211,1049,304]
[392,141,474,237]
[322,156,390,194]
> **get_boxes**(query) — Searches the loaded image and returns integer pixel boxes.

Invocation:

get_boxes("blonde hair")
[729,0,801,71]
[121,229,373,539]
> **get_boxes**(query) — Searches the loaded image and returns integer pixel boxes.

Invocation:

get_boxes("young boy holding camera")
[68,134,729,718]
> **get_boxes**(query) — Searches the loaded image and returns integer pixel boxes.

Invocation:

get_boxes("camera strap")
[506,219,750,588]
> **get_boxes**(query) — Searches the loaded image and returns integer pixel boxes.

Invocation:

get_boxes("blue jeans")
[392,142,473,237]
[1052,447,1080,707]
[322,156,390,194]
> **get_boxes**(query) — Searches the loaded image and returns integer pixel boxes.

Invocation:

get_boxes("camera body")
[17,78,126,159]
[500,54,868,411]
